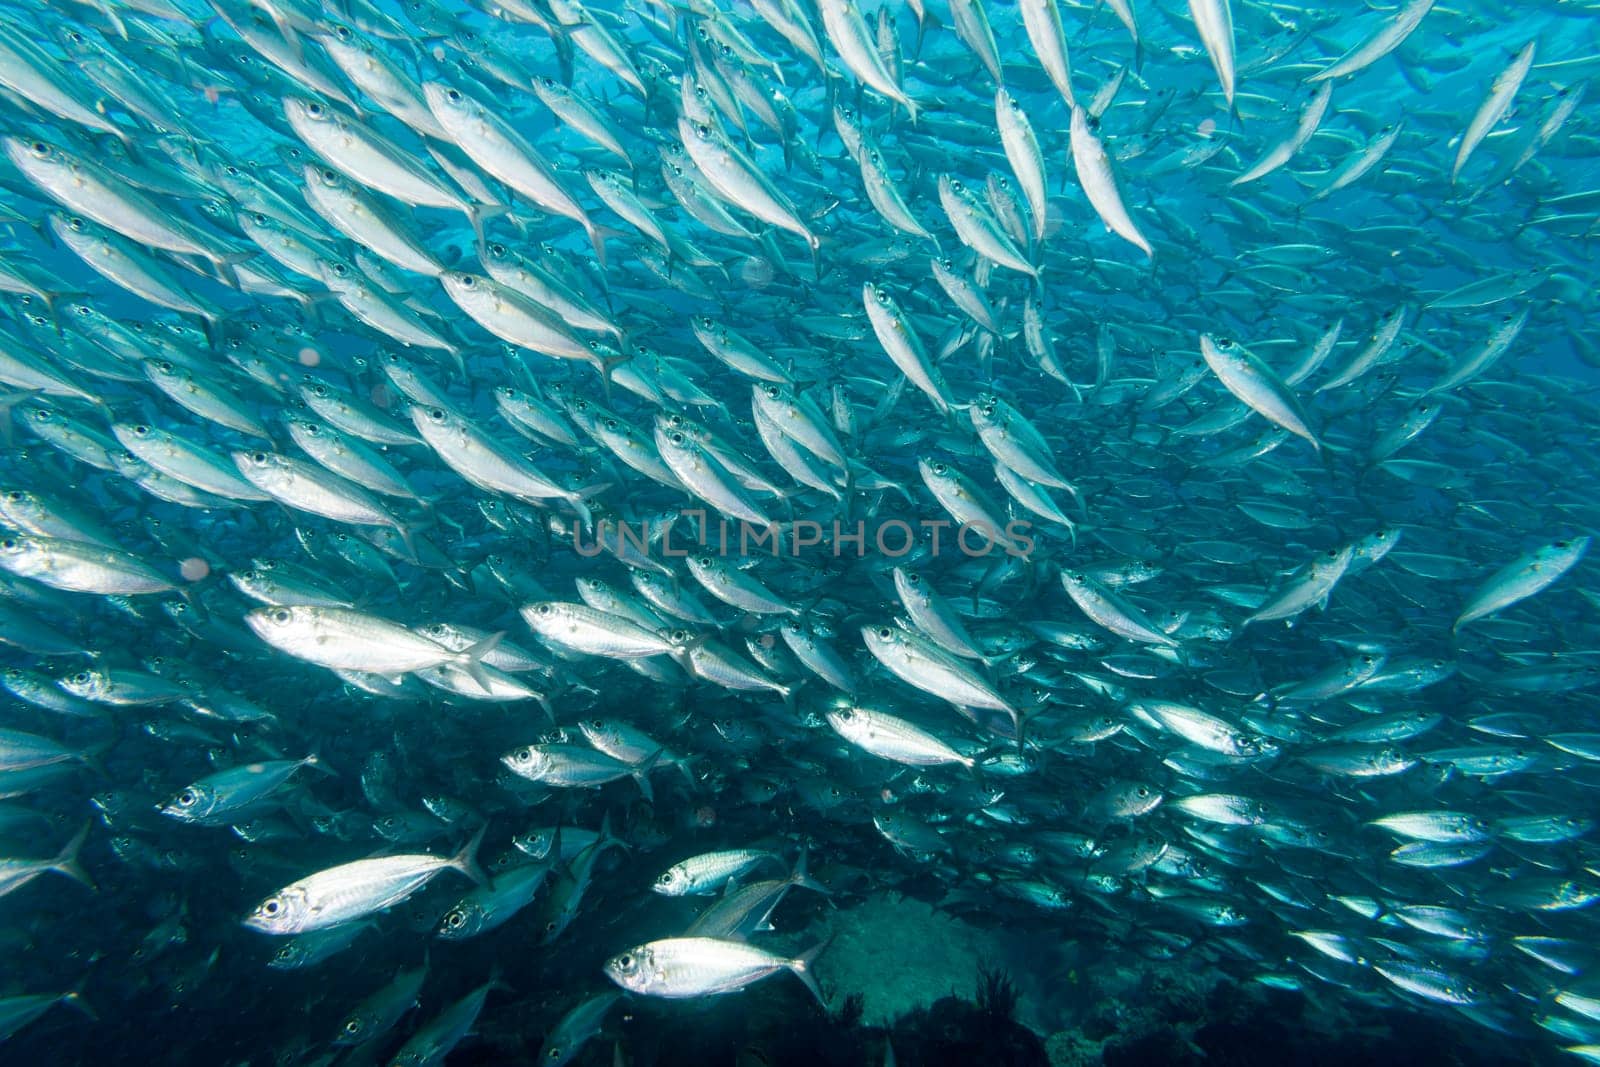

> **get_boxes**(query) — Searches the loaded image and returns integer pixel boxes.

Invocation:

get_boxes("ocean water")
[0,0,1597,1065]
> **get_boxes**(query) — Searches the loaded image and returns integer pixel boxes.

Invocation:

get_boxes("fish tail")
[63,988,97,1021]
[454,631,505,694]
[788,845,831,897]
[585,218,609,272]
[301,752,338,778]
[631,747,665,803]
[51,821,95,891]
[449,823,490,888]
[787,935,832,1008]
[597,810,633,855]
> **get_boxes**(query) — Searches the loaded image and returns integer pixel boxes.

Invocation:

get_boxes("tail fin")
[50,821,95,891]
[787,935,832,1008]
[789,846,831,897]
[62,988,97,1022]
[596,810,632,855]
[454,631,505,694]
[300,753,338,778]
[631,748,665,803]
[449,823,490,887]
[584,218,609,272]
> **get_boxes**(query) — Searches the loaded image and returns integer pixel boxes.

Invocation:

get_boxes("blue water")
[1,0,1597,1064]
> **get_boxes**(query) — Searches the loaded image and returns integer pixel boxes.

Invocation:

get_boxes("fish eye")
[446,88,462,103]
[696,556,713,567]
[178,790,197,806]
[459,274,475,287]
[262,899,281,914]
[446,910,465,928]
[29,141,48,156]
[343,1020,361,1034]
[488,242,506,256]
[838,708,854,721]
[426,408,446,422]
[655,872,672,885]
[669,432,684,445]
[71,671,90,684]
[763,385,780,399]
[616,953,634,968]
[271,608,291,623]
[876,627,892,639]
[320,168,337,182]
[131,424,150,436]
[251,451,269,463]
[548,1049,562,1060]
[305,102,323,118]
[1136,786,1151,797]
[603,418,618,430]
[950,179,964,193]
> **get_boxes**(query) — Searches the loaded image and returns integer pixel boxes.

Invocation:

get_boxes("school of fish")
[0,0,1598,1063]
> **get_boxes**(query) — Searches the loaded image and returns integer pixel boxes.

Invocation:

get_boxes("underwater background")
[0,0,1598,1063]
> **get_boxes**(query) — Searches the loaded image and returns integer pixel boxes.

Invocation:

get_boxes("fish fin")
[211,250,255,291]
[596,810,632,854]
[449,823,490,888]
[454,631,505,694]
[787,935,832,1008]
[301,753,338,778]
[50,821,95,891]
[63,987,97,1022]
[631,748,665,803]
[466,203,509,251]
[674,754,698,789]
[585,218,609,272]
[0,388,41,446]
[789,845,831,897]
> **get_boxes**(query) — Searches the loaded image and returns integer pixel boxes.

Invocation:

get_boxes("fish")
[244,826,486,934]
[1454,538,1591,632]
[332,963,427,1046]
[1069,106,1152,258]
[0,822,93,898]
[1452,40,1538,184]
[604,936,827,1005]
